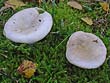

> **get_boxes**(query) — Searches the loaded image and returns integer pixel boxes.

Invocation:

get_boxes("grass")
[0,0,110,83]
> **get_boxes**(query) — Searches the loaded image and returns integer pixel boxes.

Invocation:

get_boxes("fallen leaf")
[23,68,36,78]
[17,60,37,78]
[4,1,13,8]
[0,1,13,12]
[67,0,82,10]
[5,0,26,10]
[81,17,93,25]
[99,2,109,12]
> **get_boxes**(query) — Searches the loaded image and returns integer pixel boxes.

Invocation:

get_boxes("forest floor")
[0,0,110,83]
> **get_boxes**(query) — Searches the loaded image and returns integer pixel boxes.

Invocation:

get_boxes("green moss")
[0,1,110,83]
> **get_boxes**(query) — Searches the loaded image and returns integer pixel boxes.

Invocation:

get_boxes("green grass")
[0,0,110,83]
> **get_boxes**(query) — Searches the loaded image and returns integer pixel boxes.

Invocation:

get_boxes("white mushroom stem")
[66,31,107,69]
[3,7,53,44]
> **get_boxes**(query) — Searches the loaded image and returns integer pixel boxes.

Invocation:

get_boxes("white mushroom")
[3,7,53,44]
[66,31,107,69]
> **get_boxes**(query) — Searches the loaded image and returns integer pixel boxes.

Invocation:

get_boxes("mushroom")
[3,7,53,44]
[66,31,107,69]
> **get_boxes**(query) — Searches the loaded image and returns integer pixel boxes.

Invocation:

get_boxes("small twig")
[51,31,60,34]
[55,35,70,49]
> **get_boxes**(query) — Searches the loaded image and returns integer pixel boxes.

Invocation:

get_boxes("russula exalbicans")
[3,7,53,44]
[66,31,107,69]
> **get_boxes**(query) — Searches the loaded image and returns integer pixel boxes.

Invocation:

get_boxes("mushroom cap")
[3,7,53,44]
[66,31,107,69]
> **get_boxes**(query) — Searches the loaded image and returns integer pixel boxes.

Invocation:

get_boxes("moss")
[0,1,110,83]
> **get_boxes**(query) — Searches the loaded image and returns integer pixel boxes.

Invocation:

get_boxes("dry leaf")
[67,1,82,10]
[81,17,93,25]
[0,1,13,12]
[17,60,37,78]
[4,2,13,8]
[23,68,36,78]
[99,2,109,12]
[5,0,26,10]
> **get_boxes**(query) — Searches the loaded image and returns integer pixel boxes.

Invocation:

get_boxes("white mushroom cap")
[3,7,53,44]
[66,31,107,69]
